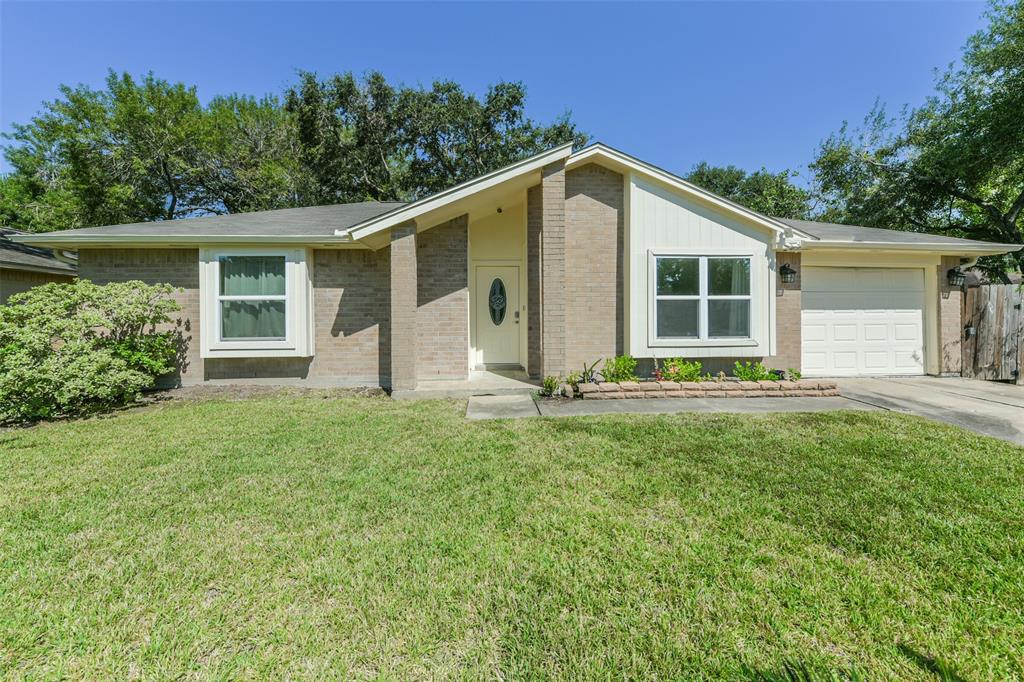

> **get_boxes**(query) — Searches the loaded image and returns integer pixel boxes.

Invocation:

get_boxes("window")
[218,256,287,341]
[199,248,313,358]
[653,255,751,340]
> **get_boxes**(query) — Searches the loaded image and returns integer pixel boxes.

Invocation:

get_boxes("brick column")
[390,223,418,391]
[540,160,566,377]
[764,252,802,372]
[938,255,963,375]
[527,185,543,378]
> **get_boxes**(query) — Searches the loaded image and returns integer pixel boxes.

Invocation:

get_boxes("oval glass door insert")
[488,278,507,325]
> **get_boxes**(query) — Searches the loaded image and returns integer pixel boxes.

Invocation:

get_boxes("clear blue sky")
[1,1,986,179]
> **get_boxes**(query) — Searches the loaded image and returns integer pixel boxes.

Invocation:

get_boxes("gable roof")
[0,228,77,275]
[780,218,1021,254]
[340,143,573,242]
[567,143,813,239]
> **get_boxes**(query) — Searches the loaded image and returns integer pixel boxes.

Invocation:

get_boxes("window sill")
[648,338,760,348]
[201,346,312,359]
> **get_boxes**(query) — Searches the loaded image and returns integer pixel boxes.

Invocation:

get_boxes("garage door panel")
[801,267,925,377]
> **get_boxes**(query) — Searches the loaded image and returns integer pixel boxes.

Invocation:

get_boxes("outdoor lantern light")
[947,267,967,288]
[779,263,797,284]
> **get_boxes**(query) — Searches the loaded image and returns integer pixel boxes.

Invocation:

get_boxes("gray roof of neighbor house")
[778,218,1021,251]
[0,228,77,275]
[17,202,407,241]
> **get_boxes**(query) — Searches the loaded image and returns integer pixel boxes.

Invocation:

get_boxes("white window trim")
[648,250,758,348]
[199,247,314,358]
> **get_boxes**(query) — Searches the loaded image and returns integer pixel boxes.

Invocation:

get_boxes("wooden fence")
[961,284,1024,384]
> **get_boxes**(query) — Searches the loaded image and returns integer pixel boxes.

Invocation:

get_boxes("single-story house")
[1,228,77,304]
[14,143,1021,390]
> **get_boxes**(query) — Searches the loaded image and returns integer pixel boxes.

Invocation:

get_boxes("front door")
[475,265,520,366]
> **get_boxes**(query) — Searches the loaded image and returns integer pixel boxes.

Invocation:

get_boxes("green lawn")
[2,395,1023,680]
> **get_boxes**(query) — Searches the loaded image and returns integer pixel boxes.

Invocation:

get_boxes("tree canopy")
[0,70,586,232]
[810,0,1024,275]
[683,162,812,220]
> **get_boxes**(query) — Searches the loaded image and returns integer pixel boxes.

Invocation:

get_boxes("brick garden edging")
[576,379,839,400]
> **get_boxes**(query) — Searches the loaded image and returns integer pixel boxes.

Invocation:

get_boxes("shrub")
[732,361,777,382]
[0,280,182,423]
[661,357,705,383]
[601,355,638,382]
[539,375,561,397]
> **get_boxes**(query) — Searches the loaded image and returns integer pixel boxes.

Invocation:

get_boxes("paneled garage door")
[801,267,925,377]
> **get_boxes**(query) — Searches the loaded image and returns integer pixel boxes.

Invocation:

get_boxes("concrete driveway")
[836,377,1024,445]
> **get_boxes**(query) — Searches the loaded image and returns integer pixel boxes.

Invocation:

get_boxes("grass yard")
[2,394,1023,680]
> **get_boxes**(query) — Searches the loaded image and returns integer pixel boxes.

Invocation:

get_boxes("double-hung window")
[199,248,313,358]
[218,255,287,341]
[653,255,752,341]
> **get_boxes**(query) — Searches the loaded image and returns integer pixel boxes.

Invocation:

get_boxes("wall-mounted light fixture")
[947,267,967,288]
[779,263,797,284]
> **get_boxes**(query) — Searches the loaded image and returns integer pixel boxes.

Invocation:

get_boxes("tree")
[684,162,812,219]
[810,0,1024,276]
[1,70,586,231]
[284,71,587,202]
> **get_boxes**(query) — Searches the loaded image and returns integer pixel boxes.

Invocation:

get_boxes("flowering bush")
[0,280,182,422]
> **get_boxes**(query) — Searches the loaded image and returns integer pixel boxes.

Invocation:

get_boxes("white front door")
[475,265,520,366]
[801,266,926,377]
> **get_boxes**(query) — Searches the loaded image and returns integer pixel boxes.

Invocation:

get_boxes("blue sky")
[1,1,986,179]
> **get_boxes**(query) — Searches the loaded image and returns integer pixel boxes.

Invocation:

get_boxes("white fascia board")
[802,240,1022,255]
[567,144,816,240]
[341,142,574,241]
[10,234,366,248]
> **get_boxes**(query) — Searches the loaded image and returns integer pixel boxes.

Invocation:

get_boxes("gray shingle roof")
[31,201,407,239]
[779,218,1021,250]
[0,229,76,274]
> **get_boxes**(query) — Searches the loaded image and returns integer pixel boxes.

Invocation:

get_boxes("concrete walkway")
[466,376,1024,447]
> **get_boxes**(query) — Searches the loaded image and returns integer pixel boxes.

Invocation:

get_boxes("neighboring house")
[1,228,77,304]
[14,143,1021,389]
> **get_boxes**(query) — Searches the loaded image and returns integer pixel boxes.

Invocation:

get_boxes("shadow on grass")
[742,647,967,682]
[897,644,968,682]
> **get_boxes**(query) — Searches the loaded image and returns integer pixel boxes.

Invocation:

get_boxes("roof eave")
[802,240,1022,255]
[11,234,362,248]
[0,260,77,276]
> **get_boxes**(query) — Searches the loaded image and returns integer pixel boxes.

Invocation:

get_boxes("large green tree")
[1,70,585,232]
[684,162,811,220]
[810,0,1024,275]
[283,71,587,202]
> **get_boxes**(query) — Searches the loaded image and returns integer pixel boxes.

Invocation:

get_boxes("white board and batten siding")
[626,175,777,358]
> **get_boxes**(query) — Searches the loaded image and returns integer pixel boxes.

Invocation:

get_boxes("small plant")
[601,355,638,383]
[786,367,802,381]
[661,357,705,383]
[565,370,582,390]
[579,359,601,384]
[733,361,777,382]
[539,375,561,397]
[652,358,665,382]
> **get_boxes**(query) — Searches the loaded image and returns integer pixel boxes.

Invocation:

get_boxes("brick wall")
[565,163,624,372]
[308,248,390,384]
[389,224,418,390]
[763,251,802,372]
[540,161,566,376]
[938,255,963,374]
[1,268,74,304]
[79,247,396,386]
[78,248,203,382]
[417,215,469,380]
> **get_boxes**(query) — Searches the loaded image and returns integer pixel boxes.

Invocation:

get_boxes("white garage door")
[801,267,925,377]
